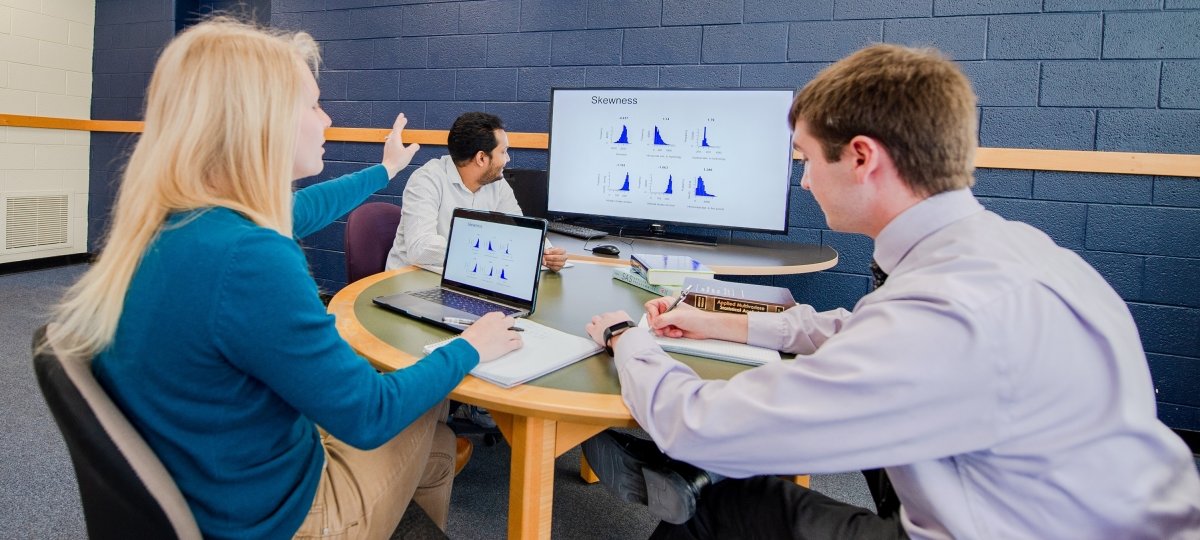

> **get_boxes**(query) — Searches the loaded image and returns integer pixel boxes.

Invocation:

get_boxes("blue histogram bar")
[664,175,673,194]
[615,125,629,144]
[619,173,631,191]
[653,126,669,145]
[701,126,710,147]
[695,176,715,197]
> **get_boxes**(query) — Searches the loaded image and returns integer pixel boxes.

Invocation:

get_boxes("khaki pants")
[294,401,455,539]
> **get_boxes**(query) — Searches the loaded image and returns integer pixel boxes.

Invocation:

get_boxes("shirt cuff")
[746,311,787,350]
[612,327,660,365]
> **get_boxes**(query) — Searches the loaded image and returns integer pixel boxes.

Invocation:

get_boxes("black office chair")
[32,324,448,540]
[32,324,203,540]
[504,168,549,219]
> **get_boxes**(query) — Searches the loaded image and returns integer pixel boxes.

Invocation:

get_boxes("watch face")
[608,320,634,333]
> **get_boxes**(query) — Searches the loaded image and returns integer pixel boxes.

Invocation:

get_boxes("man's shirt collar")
[873,188,984,274]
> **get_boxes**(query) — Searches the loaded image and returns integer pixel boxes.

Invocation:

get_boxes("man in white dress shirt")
[582,44,1200,539]
[384,112,567,271]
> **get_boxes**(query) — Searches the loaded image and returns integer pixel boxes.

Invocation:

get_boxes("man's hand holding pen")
[586,287,698,350]
[645,287,751,343]
[644,287,706,339]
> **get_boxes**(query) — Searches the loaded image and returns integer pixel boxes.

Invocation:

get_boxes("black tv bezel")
[545,87,796,238]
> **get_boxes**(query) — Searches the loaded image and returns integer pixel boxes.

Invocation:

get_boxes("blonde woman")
[49,18,522,539]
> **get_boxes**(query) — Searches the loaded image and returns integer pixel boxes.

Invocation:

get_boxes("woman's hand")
[381,113,420,179]
[459,312,523,363]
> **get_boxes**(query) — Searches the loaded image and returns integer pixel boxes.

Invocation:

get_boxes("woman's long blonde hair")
[50,18,319,358]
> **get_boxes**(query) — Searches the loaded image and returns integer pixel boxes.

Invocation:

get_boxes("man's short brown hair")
[788,44,977,196]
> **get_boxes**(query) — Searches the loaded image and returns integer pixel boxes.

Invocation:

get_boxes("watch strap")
[603,320,636,356]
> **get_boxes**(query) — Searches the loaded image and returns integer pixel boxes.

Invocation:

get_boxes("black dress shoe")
[582,430,713,524]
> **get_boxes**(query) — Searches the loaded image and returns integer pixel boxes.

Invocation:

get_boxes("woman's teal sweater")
[93,165,478,539]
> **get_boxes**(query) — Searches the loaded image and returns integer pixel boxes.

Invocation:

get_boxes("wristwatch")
[602,320,637,356]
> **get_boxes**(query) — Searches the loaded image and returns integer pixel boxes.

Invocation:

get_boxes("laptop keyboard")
[410,288,521,317]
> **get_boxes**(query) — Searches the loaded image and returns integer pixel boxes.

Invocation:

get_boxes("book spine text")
[686,294,789,314]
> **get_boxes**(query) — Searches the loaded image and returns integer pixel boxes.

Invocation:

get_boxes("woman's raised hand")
[381,113,420,179]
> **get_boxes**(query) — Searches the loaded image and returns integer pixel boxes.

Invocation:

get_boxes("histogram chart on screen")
[442,218,543,299]
[549,89,794,232]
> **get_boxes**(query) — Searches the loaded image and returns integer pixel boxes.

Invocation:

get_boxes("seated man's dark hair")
[447,112,505,165]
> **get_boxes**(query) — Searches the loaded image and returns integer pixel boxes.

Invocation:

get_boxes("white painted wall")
[0,0,94,263]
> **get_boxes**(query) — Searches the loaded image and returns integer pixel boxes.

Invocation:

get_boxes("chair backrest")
[504,168,549,219]
[344,201,403,283]
[32,324,202,540]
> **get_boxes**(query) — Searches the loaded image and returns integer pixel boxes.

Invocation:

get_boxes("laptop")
[373,208,548,331]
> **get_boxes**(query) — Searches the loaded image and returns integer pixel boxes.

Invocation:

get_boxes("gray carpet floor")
[1,263,874,538]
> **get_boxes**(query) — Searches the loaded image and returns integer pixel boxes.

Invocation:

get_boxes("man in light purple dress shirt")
[582,44,1200,539]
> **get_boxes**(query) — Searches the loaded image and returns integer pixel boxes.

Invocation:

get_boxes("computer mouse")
[590,244,621,256]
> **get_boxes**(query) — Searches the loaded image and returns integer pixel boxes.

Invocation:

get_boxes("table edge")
[329,265,639,426]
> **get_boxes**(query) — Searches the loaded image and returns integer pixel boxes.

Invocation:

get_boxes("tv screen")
[547,88,794,234]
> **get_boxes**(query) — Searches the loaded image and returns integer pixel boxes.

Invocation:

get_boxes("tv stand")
[617,223,718,246]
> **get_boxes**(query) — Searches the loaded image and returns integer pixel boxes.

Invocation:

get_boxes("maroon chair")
[344,202,403,284]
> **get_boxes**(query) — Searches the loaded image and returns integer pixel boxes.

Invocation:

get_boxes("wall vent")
[3,194,72,252]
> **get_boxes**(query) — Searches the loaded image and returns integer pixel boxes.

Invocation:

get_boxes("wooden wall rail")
[3,113,1197,178]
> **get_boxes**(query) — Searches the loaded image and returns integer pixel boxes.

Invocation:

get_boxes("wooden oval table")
[329,254,834,539]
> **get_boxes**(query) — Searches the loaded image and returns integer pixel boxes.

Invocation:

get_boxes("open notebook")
[424,318,601,388]
[638,315,781,366]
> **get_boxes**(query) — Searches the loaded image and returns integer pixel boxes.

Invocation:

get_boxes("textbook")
[681,277,797,314]
[629,254,715,286]
[423,318,601,388]
[637,315,781,366]
[612,266,683,297]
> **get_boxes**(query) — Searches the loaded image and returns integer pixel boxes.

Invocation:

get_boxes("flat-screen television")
[547,88,795,243]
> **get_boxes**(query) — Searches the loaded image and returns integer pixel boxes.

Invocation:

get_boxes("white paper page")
[424,318,600,388]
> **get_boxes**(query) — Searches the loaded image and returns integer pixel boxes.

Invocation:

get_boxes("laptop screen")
[441,209,547,305]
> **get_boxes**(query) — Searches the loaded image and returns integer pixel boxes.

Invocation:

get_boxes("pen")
[665,285,694,313]
[442,316,524,332]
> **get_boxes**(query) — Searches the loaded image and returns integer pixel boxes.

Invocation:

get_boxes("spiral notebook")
[423,318,602,388]
[637,315,781,366]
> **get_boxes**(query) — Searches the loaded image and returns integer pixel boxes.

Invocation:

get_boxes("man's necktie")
[870,260,888,290]
[865,260,899,518]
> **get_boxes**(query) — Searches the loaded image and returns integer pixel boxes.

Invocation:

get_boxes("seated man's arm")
[613,295,996,478]
[747,304,852,355]
[398,169,450,267]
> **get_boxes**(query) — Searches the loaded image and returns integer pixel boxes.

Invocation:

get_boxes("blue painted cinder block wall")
[89,1,1200,430]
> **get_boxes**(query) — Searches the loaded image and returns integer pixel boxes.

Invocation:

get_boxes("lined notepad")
[637,315,781,366]
[424,318,601,388]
